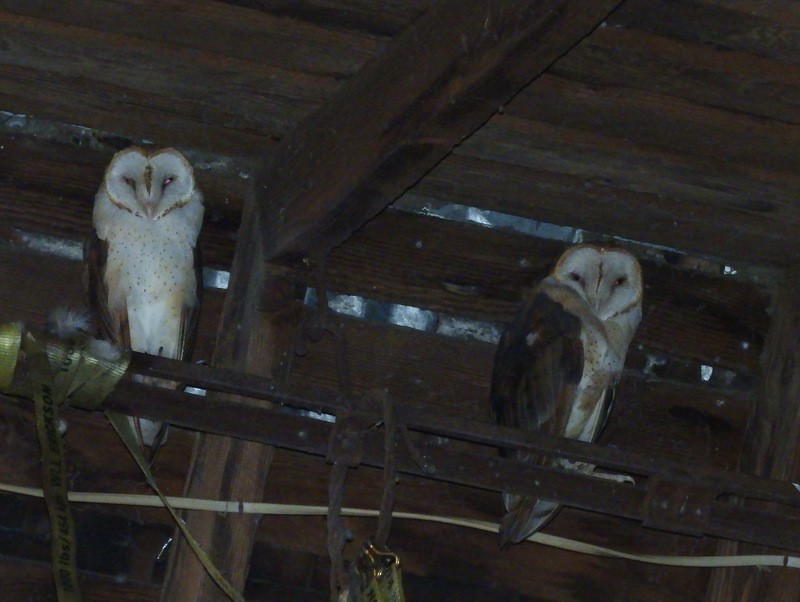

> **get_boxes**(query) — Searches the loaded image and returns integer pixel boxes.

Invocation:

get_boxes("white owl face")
[552,245,643,321]
[103,147,197,220]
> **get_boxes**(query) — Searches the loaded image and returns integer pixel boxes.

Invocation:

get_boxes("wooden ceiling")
[2,0,798,266]
[0,1,798,600]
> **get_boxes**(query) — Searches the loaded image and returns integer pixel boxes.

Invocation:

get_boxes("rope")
[2,482,797,569]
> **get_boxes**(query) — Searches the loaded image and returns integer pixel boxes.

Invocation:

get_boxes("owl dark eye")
[123,176,136,188]
[613,276,627,287]
[569,272,584,286]
[162,176,175,190]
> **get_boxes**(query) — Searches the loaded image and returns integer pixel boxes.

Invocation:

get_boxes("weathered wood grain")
[255,0,624,262]
[0,61,279,157]
[316,209,767,373]
[0,557,160,602]
[452,115,800,264]
[707,268,800,601]
[410,152,798,267]
[0,11,336,154]
[1,0,381,78]
[508,73,800,176]
[462,115,800,222]
[609,0,800,65]
[553,26,800,125]
[224,0,430,38]
[160,192,289,601]
[699,0,800,26]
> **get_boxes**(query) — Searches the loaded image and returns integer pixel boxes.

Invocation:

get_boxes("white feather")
[46,307,92,338]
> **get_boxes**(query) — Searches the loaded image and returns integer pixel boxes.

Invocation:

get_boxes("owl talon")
[591,469,635,485]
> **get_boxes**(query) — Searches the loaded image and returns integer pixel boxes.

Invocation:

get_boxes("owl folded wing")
[84,230,130,348]
[491,284,585,442]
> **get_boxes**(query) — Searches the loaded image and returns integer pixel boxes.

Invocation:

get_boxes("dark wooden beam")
[0,385,730,600]
[707,269,800,601]
[41,373,800,551]
[255,0,624,262]
[159,195,301,601]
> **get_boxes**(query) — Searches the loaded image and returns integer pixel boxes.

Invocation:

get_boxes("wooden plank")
[507,73,800,176]
[412,149,799,267]
[0,132,244,270]
[0,11,337,154]
[224,0,430,38]
[160,195,301,600]
[450,115,800,266]
[0,556,160,602]
[316,209,768,373]
[461,115,800,219]
[707,268,800,601]
[255,0,624,262]
[552,26,800,125]
[0,61,277,157]
[699,0,800,26]
[605,379,750,471]
[1,0,381,77]
[287,312,496,418]
[609,0,800,64]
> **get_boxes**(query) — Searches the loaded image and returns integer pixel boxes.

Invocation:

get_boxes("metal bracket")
[642,476,717,537]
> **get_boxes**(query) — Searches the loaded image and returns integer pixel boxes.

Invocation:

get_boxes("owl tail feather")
[499,495,560,547]
[130,374,176,465]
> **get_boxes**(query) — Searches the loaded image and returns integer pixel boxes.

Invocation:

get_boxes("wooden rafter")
[160,196,301,601]
[254,0,624,263]
[708,267,800,601]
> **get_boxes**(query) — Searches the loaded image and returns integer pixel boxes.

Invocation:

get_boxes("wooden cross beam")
[159,196,302,602]
[708,269,800,601]
[254,0,624,264]
[33,354,798,553]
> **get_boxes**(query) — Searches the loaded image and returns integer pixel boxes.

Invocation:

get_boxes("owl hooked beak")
[142,199,158,220]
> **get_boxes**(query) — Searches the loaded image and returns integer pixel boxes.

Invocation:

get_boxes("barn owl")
[492,245,642,545]
[85,146,203,454]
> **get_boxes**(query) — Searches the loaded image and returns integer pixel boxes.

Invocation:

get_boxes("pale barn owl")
[85,146,204,453]
[492,245,643,545]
